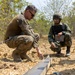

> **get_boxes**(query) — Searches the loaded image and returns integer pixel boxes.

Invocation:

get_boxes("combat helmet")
[53,14,62,20]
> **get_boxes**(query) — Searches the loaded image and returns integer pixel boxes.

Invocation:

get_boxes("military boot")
[66,46,70,56]
[12,49,22,62]
[20,52,27,60]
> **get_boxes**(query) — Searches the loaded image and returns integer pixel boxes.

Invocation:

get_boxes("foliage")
[0,0,28,41]
[0,0,75,41]
[42,0,75,36]
[42,0,73,20]
[62,2,75,35]
[29,12,51,36]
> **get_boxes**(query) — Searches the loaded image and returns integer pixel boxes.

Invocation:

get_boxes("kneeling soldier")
[4,5,43,62]
[48,14,72,57]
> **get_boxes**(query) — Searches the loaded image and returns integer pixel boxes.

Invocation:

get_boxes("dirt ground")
[0,37,75,75]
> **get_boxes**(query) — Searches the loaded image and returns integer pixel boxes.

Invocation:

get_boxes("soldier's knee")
[65,33,71,41]
[17,35,34,43]
[65,33,71,38]
[64,33,72,46]
[20,36,34,44]
[28,36,34,43]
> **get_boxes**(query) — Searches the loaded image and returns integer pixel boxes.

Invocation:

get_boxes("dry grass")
[0,37,75,75]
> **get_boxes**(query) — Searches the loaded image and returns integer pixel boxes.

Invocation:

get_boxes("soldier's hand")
[37,52,43,60]
[51,42,56,48]
[35,47,43,60]
[57,32,63,37]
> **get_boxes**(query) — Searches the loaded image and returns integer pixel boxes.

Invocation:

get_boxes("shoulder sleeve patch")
[17,19,22,25]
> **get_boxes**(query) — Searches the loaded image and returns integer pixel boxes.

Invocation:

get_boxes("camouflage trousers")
[50,33,72,52]
[5,33,40,59]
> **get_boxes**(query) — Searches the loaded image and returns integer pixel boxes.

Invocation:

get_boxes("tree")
[42,0,73,20]
[69,2,75,36]
[29,12,51,37]
[0,0,28,40]
[62,1,75,36]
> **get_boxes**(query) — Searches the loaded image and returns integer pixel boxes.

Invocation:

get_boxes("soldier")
[48,14,72,57]
[4,5,43,62]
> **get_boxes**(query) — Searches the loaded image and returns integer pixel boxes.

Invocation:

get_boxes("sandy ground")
[0,37,75,75]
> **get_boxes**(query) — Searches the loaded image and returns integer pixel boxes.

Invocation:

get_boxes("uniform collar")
[21,12,28,21]
[53,22,63,26]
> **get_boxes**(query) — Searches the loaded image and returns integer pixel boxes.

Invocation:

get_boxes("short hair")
[25,5,37,12]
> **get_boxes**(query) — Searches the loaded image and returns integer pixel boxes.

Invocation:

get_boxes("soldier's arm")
[17,19,35,37]
[35,47,43,59]
[17,18,39,48]
[48,26,54,44]
[17,18,43,59]
[62,24,71,35]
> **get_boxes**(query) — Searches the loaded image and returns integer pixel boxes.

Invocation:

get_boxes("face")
[25,10,36,20]
[53,18,60,25]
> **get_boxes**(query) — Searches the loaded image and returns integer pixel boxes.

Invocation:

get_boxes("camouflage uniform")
[4,13,40,60]
[48,23,72,52]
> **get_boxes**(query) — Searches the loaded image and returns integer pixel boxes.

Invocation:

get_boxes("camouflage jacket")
[4,13,38,48]
[48,23,71,43]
